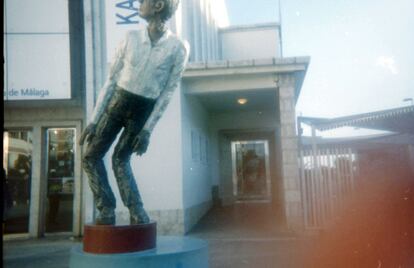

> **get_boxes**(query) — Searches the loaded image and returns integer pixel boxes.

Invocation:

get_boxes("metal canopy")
[299,105,414,134]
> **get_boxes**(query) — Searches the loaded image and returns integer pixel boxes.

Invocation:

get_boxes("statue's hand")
[133,130,150,156]
[79,124,97,146]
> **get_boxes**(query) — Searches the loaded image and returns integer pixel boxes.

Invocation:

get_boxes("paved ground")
[3,235,79,268]
[189,203,310,268]
[5,176,413,267]
[3,204,312,268]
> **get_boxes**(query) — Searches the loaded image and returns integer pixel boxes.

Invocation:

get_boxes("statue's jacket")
[90,27,190,134]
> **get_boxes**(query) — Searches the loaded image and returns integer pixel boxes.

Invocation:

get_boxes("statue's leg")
[82,113,123,225]
[112,126,150,225]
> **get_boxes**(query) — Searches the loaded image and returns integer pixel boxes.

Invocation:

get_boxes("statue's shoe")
[130,206,150,224]
[95,208,115,225]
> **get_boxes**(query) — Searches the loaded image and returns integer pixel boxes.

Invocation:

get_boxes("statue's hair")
[153,0,179,22]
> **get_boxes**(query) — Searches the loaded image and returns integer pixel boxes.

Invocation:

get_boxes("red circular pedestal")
[83,222,156,254]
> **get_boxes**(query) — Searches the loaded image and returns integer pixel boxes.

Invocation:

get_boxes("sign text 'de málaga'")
[7,88,50,98]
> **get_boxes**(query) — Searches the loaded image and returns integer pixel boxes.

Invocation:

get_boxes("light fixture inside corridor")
[237,98,248,105]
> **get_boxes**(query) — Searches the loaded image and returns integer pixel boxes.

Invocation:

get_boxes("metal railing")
[299,147,357,229]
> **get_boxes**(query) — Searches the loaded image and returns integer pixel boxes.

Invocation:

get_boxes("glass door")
[231,140,271,202]
[3,130,33,234]
[45,128,75,232]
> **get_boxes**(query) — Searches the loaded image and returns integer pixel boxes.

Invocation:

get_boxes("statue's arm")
[79,33,128,146]
[89,33,129,125]
[133,41,189,154]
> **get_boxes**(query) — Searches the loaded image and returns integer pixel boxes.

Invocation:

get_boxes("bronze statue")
[79,0,189,225]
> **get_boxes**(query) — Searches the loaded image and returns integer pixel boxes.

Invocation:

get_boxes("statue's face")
[138,0,152,20]
[138,0,164,21]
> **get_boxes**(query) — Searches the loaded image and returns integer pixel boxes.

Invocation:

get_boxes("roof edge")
[186,56,310,71]
[219,22,281,32]
[299,105,414,132]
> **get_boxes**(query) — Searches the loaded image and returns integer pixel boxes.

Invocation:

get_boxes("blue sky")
[225,0,414,136]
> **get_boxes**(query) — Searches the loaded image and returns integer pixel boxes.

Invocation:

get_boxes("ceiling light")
[237,98,248,105]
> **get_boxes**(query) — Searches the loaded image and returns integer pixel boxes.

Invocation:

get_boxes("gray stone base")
[149,209,185,235]
[114,209,185,235]
[112,201,212,235]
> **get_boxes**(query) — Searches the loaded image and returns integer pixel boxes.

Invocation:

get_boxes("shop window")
[45,128,75,233]
[3,130,33,234]
[205,138,209,164]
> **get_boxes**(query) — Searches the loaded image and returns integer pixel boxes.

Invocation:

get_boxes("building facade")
[4,0,309,238]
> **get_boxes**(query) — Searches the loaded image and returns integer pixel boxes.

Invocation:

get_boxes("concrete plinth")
[83,223,157,254]
[69,236,209,268]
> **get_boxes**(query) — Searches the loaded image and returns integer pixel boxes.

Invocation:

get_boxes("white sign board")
[105,0,145,63]
[4,0,71,100]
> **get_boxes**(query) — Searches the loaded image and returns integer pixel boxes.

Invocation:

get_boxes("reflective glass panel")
[3,130,33,234]
[45,128,75,232]
[232,141,271,201]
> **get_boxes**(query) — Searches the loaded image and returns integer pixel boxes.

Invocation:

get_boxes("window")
[191,130,198,161]
[199,133,204,162]
[205,138,209,164]
[3,130,33,234]
[45,128,75,232]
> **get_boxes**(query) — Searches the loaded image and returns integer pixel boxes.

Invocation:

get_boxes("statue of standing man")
[79,0,189,225]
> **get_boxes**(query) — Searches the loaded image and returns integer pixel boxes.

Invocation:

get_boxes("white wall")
[210,109,279,133]
[220,24,282,61]
[181,0,228,62]
[181,92,212,209]
[134,90,184,211]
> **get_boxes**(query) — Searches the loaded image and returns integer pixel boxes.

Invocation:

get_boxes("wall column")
[28,125,43,237]
[278,74,304,231]
[82,0,107,228]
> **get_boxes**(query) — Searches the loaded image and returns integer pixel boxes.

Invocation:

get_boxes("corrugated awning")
[299,105,414,134]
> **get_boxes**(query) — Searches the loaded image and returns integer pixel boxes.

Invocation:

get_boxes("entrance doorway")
[45,128,75,232]
[231,140,271,202]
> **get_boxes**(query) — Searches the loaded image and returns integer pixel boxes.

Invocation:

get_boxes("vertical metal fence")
[299,147,357,229]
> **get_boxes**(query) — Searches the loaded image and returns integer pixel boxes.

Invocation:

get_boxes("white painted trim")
[184,63,308,78]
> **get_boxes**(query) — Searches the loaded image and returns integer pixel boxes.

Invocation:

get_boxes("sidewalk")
[3,235,81,268]
[4,235,308,268]
[3,204,310,268]
[188,203,309,268]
